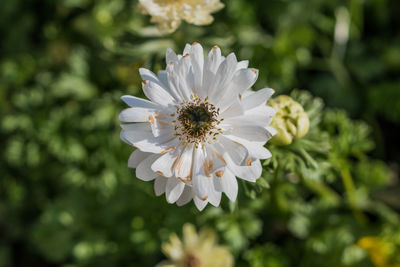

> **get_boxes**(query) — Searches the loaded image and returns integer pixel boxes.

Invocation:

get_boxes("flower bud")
[268,95,310,146]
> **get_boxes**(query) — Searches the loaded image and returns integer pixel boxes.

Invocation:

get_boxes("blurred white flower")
[136,0,224,34]
[157,223,234,267]
[119,42,276,210]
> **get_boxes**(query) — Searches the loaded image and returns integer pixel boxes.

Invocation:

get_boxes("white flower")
[157,223,234,267]
[119,42,276,210]
[136,0,224,34]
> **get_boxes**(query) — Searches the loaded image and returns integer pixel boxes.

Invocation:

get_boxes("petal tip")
[215,170,224,178]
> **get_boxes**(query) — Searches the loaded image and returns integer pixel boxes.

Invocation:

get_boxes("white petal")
[192,148,209,200]
[131,137,179,154]
[219,136,248,165]
[241,89,253,98]
[266,126,277,136]
[120,123,152,144]
[128,149,151,168]
[176,185,193,206]
[142,80,175,106]
[119,107,156,122]
[151,148,180,177]
[209,53,238,103]
[236,60,249,70]
[228,125,272,142]
[157,70,169,87]
[218,94,240,112]
[174,145,194,179]
[120,123,152,139]
[202,46,222,95]
[209,193,221,207]
[232,105,276,127]
[216,53,238,85]
[166,178,185,203]
[154,176,167,196]
[213,169,238,202]
[157,70,182,101]
[121,95,159,109]
[205,46,223,73]
[215,68,258,108]
[241,88,275,110]
[204,145,226,173]
[183,43,191,55]
[190,42,204,97]
[120,130,132,146]
[139,68,168,90]
[230,68,258,94]
[207,182,222,207]
[175,54,193,100]
[194,196,208,211]
[136,154,159,181]
[166,62,185,101]
[220,98,244,118]
[226,156,262,182]
[148,112,174,137]
[224,134,272,159]
[121,124,177,153]
[166,48,178,64]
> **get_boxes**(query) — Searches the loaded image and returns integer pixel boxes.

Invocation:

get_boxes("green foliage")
[0,0,399,266]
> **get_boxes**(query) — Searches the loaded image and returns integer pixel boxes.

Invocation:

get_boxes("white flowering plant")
[119,43,276,210]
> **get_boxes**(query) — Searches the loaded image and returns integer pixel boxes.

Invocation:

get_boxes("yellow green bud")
[268,95,310,146]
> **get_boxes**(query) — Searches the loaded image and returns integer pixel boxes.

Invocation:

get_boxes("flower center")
[183,253,202,267]
[179,105,212,136]
[173,94,222,147]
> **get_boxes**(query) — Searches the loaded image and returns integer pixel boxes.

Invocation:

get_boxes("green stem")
[339,166,366,224]
[303,178,340,206]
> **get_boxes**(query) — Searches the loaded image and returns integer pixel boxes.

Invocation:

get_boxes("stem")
[303,178,340,206]
[339,166,366,224]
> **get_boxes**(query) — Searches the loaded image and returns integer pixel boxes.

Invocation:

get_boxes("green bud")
[268,95,310,146]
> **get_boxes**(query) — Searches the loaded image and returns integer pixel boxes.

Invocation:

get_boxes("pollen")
[148,115,155,125]
[246,158,252,166]
[215,170,223,178]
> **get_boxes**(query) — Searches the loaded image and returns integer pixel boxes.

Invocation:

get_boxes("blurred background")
[1,0,400,266]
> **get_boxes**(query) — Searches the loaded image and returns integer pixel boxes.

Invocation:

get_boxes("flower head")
[357,236,400,267]
[158,223,234,267]
[119,43,276,210]
[136,0,224,34]
[268,95,310,146]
